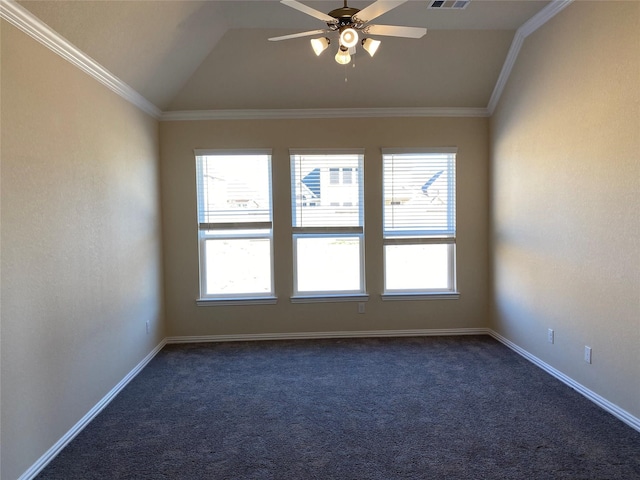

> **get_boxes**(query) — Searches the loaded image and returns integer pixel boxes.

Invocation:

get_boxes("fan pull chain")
[344,57,356,83]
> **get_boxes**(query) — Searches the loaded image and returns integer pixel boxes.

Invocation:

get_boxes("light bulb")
[361,38,381,57]
[339,28,359,48]
[310,37,330,56]
[335,47,351,65]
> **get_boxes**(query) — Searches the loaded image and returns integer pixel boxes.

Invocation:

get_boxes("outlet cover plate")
[584,346,592,364]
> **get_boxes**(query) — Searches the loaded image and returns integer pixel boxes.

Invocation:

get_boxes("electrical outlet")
[547,328,554,344]
[358,302,365,314]
[146,320,150,334]
[584,346,592,364]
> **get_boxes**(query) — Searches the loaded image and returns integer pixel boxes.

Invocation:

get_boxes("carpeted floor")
[36,335,640,479]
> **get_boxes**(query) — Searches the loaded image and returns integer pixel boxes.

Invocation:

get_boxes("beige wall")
[1,22,164,480]
[8,1,639,477]
[160,116,490,337]
[490,2,640,418]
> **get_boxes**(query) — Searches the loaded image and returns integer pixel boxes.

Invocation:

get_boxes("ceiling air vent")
[428,0,470,9]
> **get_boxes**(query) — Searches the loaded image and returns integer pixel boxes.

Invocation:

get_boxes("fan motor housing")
[328,6,360,27]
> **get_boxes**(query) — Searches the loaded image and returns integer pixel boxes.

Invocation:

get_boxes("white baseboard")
[19,339,167,480]
[487,329,640,434]
[20,328,639,480]
[165,328,488,344]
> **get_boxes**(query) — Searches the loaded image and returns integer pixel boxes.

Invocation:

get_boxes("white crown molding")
[1,0,573,123]
[518,0,574,38]
[487,0,574,114]
[161,107,490,121]
[0,0,162,119]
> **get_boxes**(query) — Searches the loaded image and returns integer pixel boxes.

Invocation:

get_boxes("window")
[290,149,365,298]
[382,148,457,296]
[195,150,274,302]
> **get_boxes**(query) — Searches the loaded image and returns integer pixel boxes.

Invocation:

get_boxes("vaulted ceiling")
[16,0,551,112]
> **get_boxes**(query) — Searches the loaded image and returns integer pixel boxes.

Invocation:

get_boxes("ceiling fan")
[268,0,427,65]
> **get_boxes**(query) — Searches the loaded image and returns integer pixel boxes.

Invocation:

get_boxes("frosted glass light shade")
[310,37,330,56]
[339,28,359,48]
[335,47,351,65]
[362,38,381,57]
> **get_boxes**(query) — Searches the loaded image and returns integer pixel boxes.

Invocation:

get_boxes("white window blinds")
[383,149,456,238]
[290,150,364,231]
[195,151,272,228]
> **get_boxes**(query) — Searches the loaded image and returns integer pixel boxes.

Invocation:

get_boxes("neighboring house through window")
[290,149,366,299]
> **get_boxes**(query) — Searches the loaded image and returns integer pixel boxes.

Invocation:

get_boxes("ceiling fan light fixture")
[339,27,359,48]
[310,37,331,56]
[272,0,427,67]
[361,38,381,57]
[335,46,351,65]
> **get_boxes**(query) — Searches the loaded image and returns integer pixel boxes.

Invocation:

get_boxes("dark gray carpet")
[37,336,640,479]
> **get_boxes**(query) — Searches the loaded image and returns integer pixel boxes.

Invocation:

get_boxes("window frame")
[194,149,276,305]
[381,148,459,299]
[290,149,367,301]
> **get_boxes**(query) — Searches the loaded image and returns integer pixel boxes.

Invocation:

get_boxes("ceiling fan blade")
[268,29,327,41]
[355,0,408,23]
[280,0,336,23]
[365,24,427,38]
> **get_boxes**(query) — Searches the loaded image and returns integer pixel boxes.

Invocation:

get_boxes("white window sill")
[196,297,278,306]
[381,292,460,301]
[291,294,369,304]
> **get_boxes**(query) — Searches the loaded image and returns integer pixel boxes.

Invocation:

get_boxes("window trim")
[196,296,278,306]
[194,149,276,302]
[291,232,366,297]
[290,149,366,299]
[291,293,370,303]
[382,242,457,294]
[381,147,458,296]
[198,231,275,300]
[380,292,460,301]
